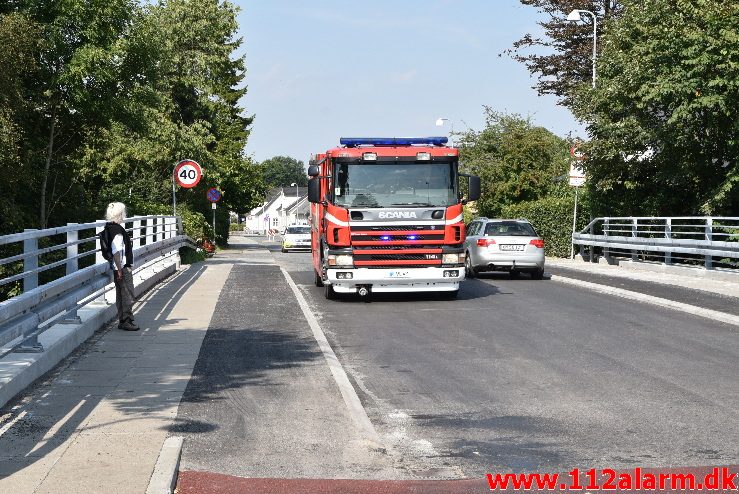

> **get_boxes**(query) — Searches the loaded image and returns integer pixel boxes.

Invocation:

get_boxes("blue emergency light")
[340,137,448,147]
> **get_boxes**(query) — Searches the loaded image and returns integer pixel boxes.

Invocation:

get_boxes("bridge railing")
[573,217,739,269]
[0,216,195,353]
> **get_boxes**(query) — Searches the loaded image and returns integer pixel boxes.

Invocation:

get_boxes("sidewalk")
[546,257,739,299]
[0,260,231,493]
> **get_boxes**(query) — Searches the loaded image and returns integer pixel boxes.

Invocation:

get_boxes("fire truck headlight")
[328,254,354,266]
[442,253,461,264]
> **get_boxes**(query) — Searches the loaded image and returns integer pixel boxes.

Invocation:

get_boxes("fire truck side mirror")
[468,175,481,202]
[308,178,321,203]
[308,165,319,177]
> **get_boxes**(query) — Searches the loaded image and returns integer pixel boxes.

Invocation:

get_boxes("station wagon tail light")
[530,239,545,248]
[362,152,377,161]
[477,238,496,247]
[416,152,431,161]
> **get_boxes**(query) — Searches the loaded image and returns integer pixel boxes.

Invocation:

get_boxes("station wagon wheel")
[465,253,476,278]
[531,267,544,280]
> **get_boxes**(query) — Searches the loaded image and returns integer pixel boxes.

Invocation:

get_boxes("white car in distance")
[281,224,311,253]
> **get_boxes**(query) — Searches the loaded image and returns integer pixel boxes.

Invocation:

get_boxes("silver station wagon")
[464,218,545,279]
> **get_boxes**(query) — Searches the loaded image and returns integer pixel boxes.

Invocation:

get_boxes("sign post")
[172,159,203,217]
[569,145,587,259]
[207,188,221,240]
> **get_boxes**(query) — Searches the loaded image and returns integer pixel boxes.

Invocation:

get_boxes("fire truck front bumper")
[326,266,464,293]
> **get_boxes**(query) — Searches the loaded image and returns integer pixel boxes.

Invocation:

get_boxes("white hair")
[105,202,127,224]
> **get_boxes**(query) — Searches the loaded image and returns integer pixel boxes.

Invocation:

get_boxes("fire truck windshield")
[333,162,457,208]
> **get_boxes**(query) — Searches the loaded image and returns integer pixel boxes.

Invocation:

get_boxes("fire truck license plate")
[386,270,410,278]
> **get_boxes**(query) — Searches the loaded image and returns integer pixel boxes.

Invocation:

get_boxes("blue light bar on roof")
[340,137,448,147]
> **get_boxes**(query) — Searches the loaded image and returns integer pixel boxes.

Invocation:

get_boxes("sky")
[234,1,585,163]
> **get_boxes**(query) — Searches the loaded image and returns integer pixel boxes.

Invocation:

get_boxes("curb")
[551,275,739,328]
[146,436,184,494]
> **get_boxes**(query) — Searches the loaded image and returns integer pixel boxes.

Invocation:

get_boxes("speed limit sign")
[173,160,202,188]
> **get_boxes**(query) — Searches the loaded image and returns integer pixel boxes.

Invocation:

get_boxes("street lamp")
[567,9,597,89]
[436,117,454,144]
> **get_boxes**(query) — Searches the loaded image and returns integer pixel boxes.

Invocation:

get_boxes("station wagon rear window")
[485,222,537,236]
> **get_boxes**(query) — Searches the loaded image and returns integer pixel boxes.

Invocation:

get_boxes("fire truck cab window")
[333,162,457,208]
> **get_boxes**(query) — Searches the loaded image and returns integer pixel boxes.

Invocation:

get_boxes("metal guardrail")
[573,217,739,269]
[0,215,195,353]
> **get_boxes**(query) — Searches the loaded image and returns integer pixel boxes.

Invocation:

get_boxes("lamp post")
[290,182,298,223]
[567,9,597,89]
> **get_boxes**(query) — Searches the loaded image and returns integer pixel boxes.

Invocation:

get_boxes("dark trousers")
[114,266,135,323]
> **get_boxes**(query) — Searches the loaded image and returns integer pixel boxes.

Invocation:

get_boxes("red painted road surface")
[177,466,739,494]
[177,472,489,494]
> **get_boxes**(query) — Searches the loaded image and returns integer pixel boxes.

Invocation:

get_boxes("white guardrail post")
[146,218,154,246]
[18,229,43,352]
[603,217,610,262]
[705,218,713,269]
[664,218,672,265]
[62,223,82,324]
[133,219,142,248]
[631,218,638,261]
[23,230,38,292]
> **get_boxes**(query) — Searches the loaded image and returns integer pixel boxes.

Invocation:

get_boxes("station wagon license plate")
[386,270,410,278]
[500,244,525,252]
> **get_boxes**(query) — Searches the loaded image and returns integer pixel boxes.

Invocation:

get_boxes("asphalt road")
[178,237,738,482]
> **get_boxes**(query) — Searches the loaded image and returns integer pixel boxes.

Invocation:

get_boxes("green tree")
[77,0,264,241]
[458,108,571,218]
[509,0,623,106]
[262,155,308,188]
[573,0,739,215]
[0,12,40,233]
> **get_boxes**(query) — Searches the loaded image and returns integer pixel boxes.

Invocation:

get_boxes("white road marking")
[280,267,382,445]
[551,275,739,328]
[0,410,27,437]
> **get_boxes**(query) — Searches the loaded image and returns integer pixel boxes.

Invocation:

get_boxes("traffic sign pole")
[212,203,217,240]
[568,144,586,260]
[571,187,579,260]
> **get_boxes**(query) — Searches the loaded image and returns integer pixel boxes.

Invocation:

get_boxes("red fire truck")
[307,137,480,299]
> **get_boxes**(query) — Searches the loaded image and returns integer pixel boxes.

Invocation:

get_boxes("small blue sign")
[207,188,222,203]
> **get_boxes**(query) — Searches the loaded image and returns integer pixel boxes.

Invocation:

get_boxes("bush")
[500,195,590,258]
[229,223,243,232]
[179,246,207,264]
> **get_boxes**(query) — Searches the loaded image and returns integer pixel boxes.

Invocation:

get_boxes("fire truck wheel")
[324,282,336,300]
[314,269,324,287]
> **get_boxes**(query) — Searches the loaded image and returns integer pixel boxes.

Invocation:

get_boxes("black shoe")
[118,321,140,331]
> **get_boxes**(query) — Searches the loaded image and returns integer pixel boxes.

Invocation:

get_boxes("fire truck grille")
[354,254,441,262]
[351,225,444,232]
[352,234,445,242]
[353,245,441,250]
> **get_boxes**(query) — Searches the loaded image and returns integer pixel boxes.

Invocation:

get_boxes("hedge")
[500,195,590,258]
